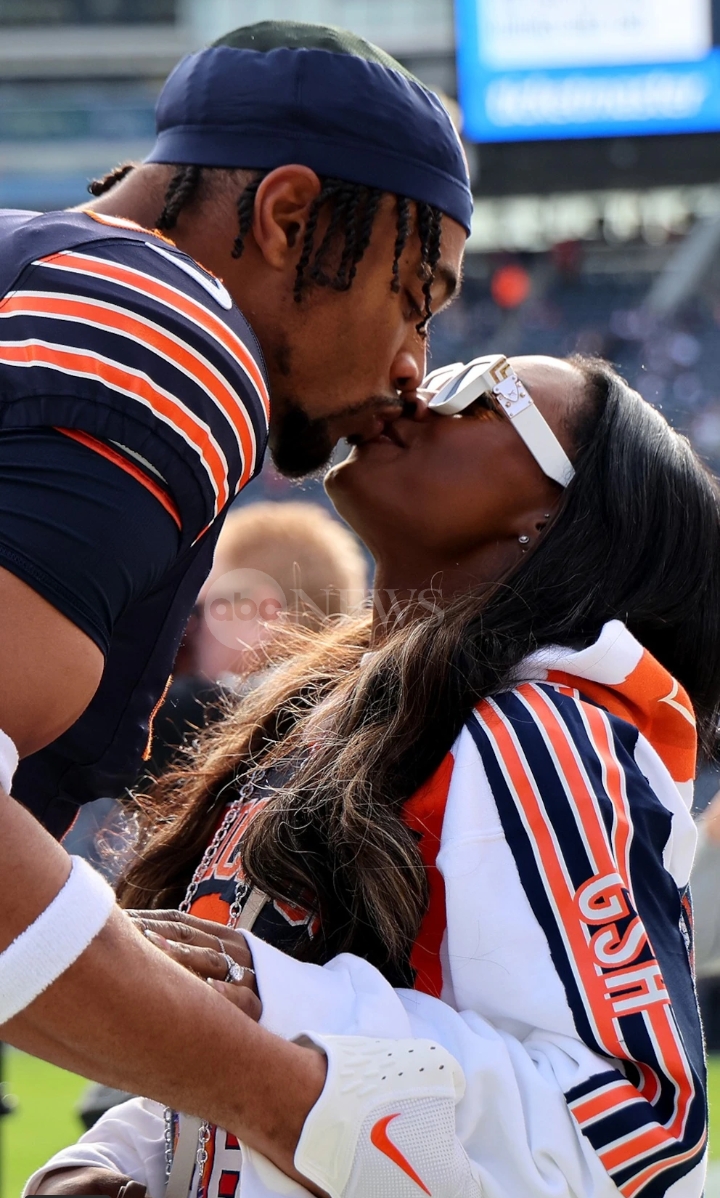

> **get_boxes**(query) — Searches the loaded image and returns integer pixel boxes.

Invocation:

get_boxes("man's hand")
[32,1166,146,1196]
[131,910,261,1019]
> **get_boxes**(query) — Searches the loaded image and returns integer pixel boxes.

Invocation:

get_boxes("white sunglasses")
[418,354,575,488]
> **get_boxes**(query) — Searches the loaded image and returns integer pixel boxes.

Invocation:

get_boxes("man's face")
[259,199,466,476]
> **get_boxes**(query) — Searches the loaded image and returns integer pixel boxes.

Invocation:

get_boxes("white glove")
[294,1035,482,1198]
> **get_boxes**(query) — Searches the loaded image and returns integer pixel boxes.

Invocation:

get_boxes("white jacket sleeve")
[244,940,619,1198]
[244,686,707,1198]
[22,1097,166,1198]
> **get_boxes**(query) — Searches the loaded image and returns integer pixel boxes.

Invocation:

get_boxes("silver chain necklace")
[163,770,266,1188]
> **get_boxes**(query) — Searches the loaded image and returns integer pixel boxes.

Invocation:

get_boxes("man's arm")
[0,567,103,760]
[0,568,102,948]
[0,569,325,1180]
[3,788,325,1176]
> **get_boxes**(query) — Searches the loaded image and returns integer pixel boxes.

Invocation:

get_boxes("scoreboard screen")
[455,0,720,141]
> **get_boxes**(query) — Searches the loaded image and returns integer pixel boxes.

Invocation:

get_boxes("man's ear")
[252,166,323,270]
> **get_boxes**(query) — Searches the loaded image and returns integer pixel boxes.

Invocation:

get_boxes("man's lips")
[348,419,408,448]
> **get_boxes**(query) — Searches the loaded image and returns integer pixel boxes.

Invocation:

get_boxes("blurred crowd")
[429,241,720,477]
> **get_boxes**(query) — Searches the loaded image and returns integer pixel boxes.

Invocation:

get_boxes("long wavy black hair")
[118,356,720,975]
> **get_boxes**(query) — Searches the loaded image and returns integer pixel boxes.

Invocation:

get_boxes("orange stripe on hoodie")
[547,648,695,785]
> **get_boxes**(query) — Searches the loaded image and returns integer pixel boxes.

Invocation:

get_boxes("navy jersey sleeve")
[0,428,180,655]
[0,221,270,547]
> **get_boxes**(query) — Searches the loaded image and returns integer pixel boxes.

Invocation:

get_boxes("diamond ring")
[222,952,254,984]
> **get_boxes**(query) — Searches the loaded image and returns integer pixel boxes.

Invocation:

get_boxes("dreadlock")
[391,196,412,294]
[156,164,202,231]
[88,162,444,330]
[232,171,267,259]
[87,161,136,196]
[291,177,383,300]
[415,200,443,332]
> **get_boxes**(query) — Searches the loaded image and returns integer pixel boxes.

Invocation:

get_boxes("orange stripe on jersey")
[487,685,697,1153]
[56,427,181,529]
[518,685,696,1138]
[600,1122,684,1174]
[577,700,633,886]
[0,339,228,509]
[621,1131,707,1198]
[81,208,178,248]
[479,700,614,1048]
[570,1079,641,1125]
[0,292,250,491]
[521,686,633,901]
[634,1060,661,1107]
[142,672,174,763]
[645,1006,697,1142]
[403,750,455,998]
[482,694,660,1057]
[37,249,271,423]
[519,685,614,876]
[560,692,695,1140]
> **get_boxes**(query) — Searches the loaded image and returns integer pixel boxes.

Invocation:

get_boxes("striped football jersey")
[0,208,269,834]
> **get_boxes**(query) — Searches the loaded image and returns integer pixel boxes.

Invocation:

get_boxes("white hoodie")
[26,621,706,1198]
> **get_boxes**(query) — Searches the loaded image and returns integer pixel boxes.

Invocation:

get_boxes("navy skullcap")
[145,40,472,235]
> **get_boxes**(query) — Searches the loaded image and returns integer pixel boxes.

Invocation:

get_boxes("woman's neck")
[369,544,517,646]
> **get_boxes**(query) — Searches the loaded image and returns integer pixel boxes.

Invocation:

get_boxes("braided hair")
[87,162,135,196]
[156,164,202,231]
[88,163,444,332]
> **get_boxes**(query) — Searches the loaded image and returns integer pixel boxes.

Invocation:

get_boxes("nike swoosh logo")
[370,1113,432,1195]
[146,242,234,309]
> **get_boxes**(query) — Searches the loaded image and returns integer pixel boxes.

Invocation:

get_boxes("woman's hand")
[32,1166,146,1196]
[130,910,261,1020]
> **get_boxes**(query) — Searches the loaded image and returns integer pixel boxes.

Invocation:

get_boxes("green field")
[2,1050,720,1197]
[712,1056,720,1156]
[1,1050,89,1198]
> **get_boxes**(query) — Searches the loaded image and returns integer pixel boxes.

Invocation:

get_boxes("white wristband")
[0,726,18,795]
[0,855,116,1025]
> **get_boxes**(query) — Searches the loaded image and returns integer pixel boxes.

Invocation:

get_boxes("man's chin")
[269,444,334,479]
[268,406,335,478]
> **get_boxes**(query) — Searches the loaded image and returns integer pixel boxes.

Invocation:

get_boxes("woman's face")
[325,355,583,572]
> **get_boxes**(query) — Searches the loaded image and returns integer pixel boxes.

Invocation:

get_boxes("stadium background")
[2,0,720,1193]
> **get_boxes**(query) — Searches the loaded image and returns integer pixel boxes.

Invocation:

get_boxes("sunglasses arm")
[493,375,575,489]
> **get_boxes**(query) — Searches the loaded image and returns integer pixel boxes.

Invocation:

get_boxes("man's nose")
[392,349,429,421]
[392,349,425,396]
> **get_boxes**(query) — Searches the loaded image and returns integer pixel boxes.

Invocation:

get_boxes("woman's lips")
[350,419,408,448]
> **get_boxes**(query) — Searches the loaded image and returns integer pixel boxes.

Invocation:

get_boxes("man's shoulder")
[0,207,268,402]
[0,207,270,522]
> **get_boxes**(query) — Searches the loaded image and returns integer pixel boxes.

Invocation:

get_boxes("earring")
[518,534,530,545]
